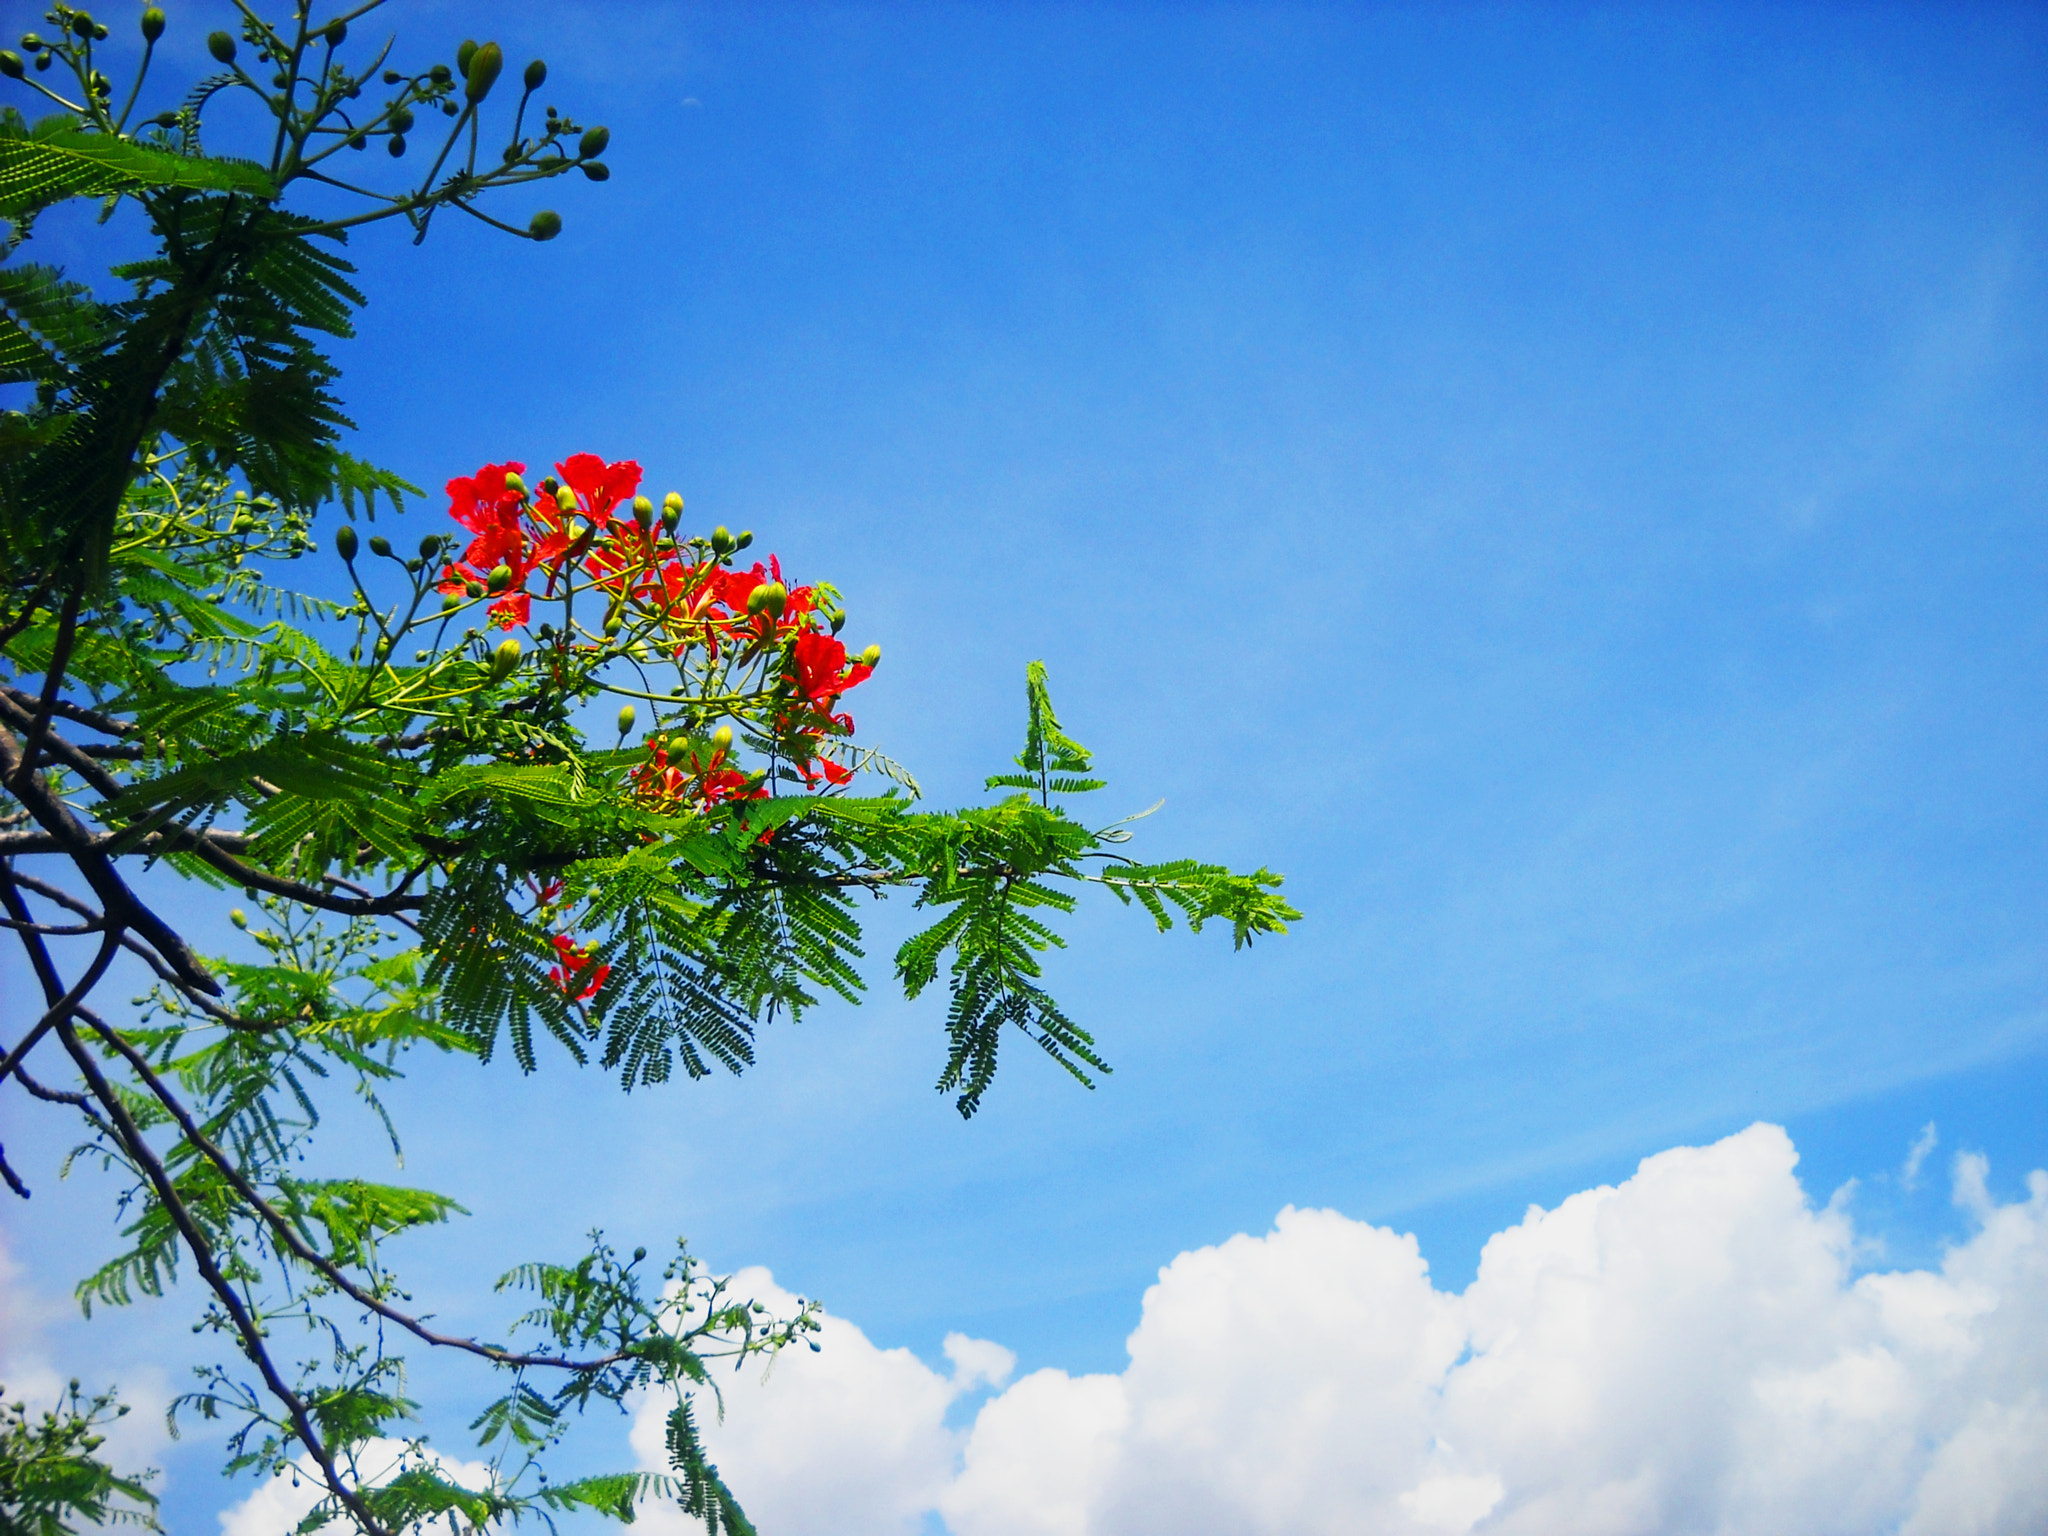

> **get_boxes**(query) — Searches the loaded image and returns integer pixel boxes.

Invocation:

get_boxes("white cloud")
[1902,1121,1938,1190]
[629,1267,1015,1536]
[627,1123,2048,1536]
[218,1437,496,1536]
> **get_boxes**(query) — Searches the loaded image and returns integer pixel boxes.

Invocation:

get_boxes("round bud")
[661,506,681,535]
[372,636,392,658]
[632,495,654,525]
[617,703,636,736]
[387,133,406,158]
[828,608,846,635]
[465,580,484,598]
[70,13,96,38]
[19,34,41,48]
[207,30,235,62]
[734,530,754,550]
[428,62,452,84]
[150,110,178,127]
[346,131,366,150]
[93,24,109,42]
[504,470,527,495]
[34,52,50,71]
[0,52,24,79]
[486,563,513,593]
[442,591,462,612]
[540,477,560,496]
[859,644,881,668]
[710,526,734,553]
[382,69,402,84]
[745,582,787,618]
[490,638,522,679]
[464,40,502,103]
[528,210,562,241]
[663,491,685,513]
[633,1245,647,1262]
[580,161,610,182]
[524,58,546,91]
[334,524,359,561]
[419,533,442,559]
[455,39,477,76]
[711,725,734,752]
[230,908,248,928]
[367,534,392,558]
[324,19,346,46]
[390,105,414,132]
[578,125,609,159]
[140,10,165,42]
[555,485,578,513]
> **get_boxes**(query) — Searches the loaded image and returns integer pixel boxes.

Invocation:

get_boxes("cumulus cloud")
[628,1124,2048,1536]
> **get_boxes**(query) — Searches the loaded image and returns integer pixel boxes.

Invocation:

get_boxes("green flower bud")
[334,524,359,561]
[372,635,392,658]
[661,506,682,535]
[663,491,685,513]
[230,908,248,928]
[34,52,51,71]
[140,10,165,42]
[466,580,485,598]
[367,534,392,558]
[390,105,414,132]
[442,591,462,612]
[711,725,734,752]
[429,62,452,83]
[632,494,655,526]
[388,134,406,158]
[859,644,881,668]
[487,563,513,593]
[580,161,610,182]
[464,40,502,103]
[323,19,346,46]
[633,1245,647,1261]
[346,131,366,150]
[0,53,24,80]
[579,125,609,159]
[555,485,578,513]
[490,636,522,678]
[455,39,477,76]
[828,608,846,635]
[70,13,96,38]
[745,581,787,618]
[524,58,547,91]
[710,526,734,554]
[528,210,562,241]
[617,703,636,736]
[419,533,443,559]
[502,471,525,496]
[734,530,754,550]
[207,29,235,63]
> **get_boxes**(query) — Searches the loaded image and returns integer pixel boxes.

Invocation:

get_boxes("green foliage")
[0,1383,160,1536]
[0,5,1297,1534]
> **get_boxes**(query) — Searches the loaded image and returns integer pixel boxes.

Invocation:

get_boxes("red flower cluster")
[627,736,767,814]
[549,933,610,1002]
[440,454,644,628]
[443,453,881,808]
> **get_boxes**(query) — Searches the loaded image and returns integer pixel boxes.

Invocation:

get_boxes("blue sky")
[4,3,2047,1531]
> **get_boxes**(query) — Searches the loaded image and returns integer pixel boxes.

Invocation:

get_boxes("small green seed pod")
[464,40,502,103]
[367,534,392,558]
[579,125,609,159]
[140,10,165,42]
[524,58,547,91]
[617,703,636,736]
[528,210,562,241]
[207,29,235,62]
[334,524,359,561]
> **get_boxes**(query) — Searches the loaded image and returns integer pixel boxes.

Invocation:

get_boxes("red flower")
[555,453,641,527]
[439,460,537,627]
[790,632,873,711]
[796,754,855,789]
[549,933,610,1002]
